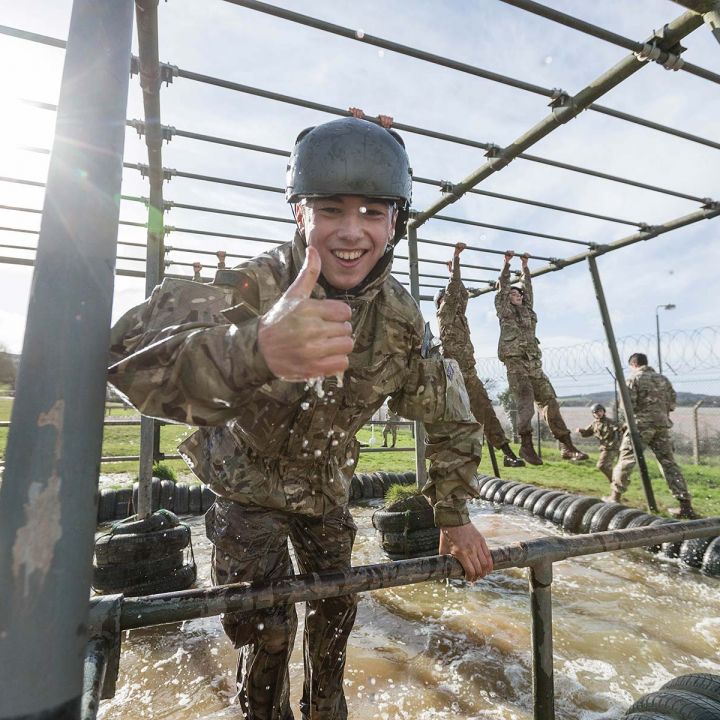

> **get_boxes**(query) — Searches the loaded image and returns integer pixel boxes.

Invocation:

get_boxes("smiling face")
[295,195,397,291]
[509,288,523,306]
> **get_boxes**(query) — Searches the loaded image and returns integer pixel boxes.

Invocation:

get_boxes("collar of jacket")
[290,230,394,301]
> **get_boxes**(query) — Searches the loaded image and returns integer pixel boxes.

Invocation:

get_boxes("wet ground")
[97,500,720,720]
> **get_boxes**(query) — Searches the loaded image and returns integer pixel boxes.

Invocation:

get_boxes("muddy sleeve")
[389,353,482,527]
[665,378,677,412]
[107,275,273,426]
[578,424,594,438]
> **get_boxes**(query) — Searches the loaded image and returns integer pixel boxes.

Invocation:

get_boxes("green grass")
[1,402,718,519]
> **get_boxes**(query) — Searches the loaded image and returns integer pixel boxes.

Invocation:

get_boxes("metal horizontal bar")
[0,24,66,48]
[170,69,710,204]
[167,225,284,245]
[412,238,554,262]
[498,0,720,86]
[223,0,720,152]
[169,201,295,224]
[118,518,720,629]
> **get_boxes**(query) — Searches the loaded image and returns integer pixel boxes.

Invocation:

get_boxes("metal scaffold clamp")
[484,143,512,171]
[159,61,179,85]
[701,197,720,210]
[634,28,686,71]
[439,180,461,204]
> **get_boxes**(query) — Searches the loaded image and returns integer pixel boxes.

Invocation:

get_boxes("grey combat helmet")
[591,403,605,413]
[286,117,412,243]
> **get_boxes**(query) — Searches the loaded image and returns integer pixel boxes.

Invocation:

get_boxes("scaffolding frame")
[1,1,719,718]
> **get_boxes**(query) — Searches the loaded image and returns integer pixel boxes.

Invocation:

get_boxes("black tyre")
[480,478,504,501]
[550,495,579,527]
[98,489,117,523]
[504,483,532,505]
[111,509,180,536]
[625,514,657,530]
[360,474,374,499]
[542,493,571,521]
[701,537,720,576]
[661,673,720,704]
[201,485,217,512]
[151,477,161,511]
[522,488,550,513]
[495,481,522,504]
[92,551,185,593]
[174,482,189,515]
[349,474,361,501]
[532,491,565,518]
[678,537,714,569]
[159,479,175,510]
[121,562,197,598]
[562,497,602,533]
[626,689,720,720]
[589,503,626,533]
[488,479,513,503]
[624,714,676,719]
[114,488,133,520]
[372,495,435,533]
[579,502,611,533]
[660,520,684,558]
[370,472,385,498]
[475,475,497,496]
[607,508,648,531]
[94,524,191,566]
[381,472,398,491]
[381,528,440,555]
[402,471,416,485]
[188,484,202,514]
[513,485,538,507]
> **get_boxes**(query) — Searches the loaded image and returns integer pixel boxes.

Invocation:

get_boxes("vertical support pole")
[536,419,542,460]
[693,400,704,465]
[530,560,555,720]
[655,311,664,374]
[407,222,427,488]
[135,0,166,518]
[587,255,656,512]
[487,442,501,478]
[0,1,134,717]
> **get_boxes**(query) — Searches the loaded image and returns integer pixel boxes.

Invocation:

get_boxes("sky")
[0,0,718,396]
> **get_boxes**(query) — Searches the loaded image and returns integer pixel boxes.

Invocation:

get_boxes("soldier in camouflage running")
[495,250,588,466]
[609,352,697,518]
[575,403,621,483]
[436,242,524,468]
[108,117,492,720]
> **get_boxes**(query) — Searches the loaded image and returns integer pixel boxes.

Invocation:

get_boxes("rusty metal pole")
[407,222,428,488]
[529,560,555,720]
[693,400,704,465]
[0,1,134,717]
[587,255,656,512]
[135,0,166,518]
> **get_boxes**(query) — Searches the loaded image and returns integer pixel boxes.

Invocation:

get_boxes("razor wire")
[475,326,720,382]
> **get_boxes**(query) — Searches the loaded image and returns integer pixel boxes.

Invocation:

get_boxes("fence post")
[693,400,704,465]
[0,1,134,716]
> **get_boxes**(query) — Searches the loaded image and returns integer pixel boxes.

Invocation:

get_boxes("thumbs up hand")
[257,247,354,381]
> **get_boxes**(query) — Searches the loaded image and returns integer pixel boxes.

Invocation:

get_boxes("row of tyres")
[476,476,720,577]
[95,471,416,524]
[624,672,720,718]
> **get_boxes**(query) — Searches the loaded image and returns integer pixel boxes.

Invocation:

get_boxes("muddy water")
[98,501,720,720]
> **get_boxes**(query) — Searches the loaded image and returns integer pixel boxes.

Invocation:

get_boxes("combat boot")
[668,499,700,519]
[499,442,525,468]
[558,436,589,462]
[601,488,623,503]
[519,433,543,466]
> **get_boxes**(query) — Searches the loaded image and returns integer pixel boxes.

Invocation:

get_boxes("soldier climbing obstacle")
[609,353,698,518]
[436,242,525,468]
[495,250,588,465]
[108,116,493,720]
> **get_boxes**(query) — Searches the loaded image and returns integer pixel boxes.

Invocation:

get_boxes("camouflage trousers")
[596,446,619,483]
[611,427,691,501]
[206,499,358,720]
[462,371,508,449]
[503,356,571,439]
[382,424,397,447]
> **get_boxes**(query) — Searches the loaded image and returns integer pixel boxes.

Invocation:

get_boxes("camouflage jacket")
[627,365,676,429]
[578,416,621,449]
[494,263,539,361]
[437,256,475,371]
[108,233,483,526]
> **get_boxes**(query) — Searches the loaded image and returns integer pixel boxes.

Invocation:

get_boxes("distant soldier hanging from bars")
[495,250,588,466]
[436,242,524,468]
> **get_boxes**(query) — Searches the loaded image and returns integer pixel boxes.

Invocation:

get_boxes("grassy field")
[1,398,718,517]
